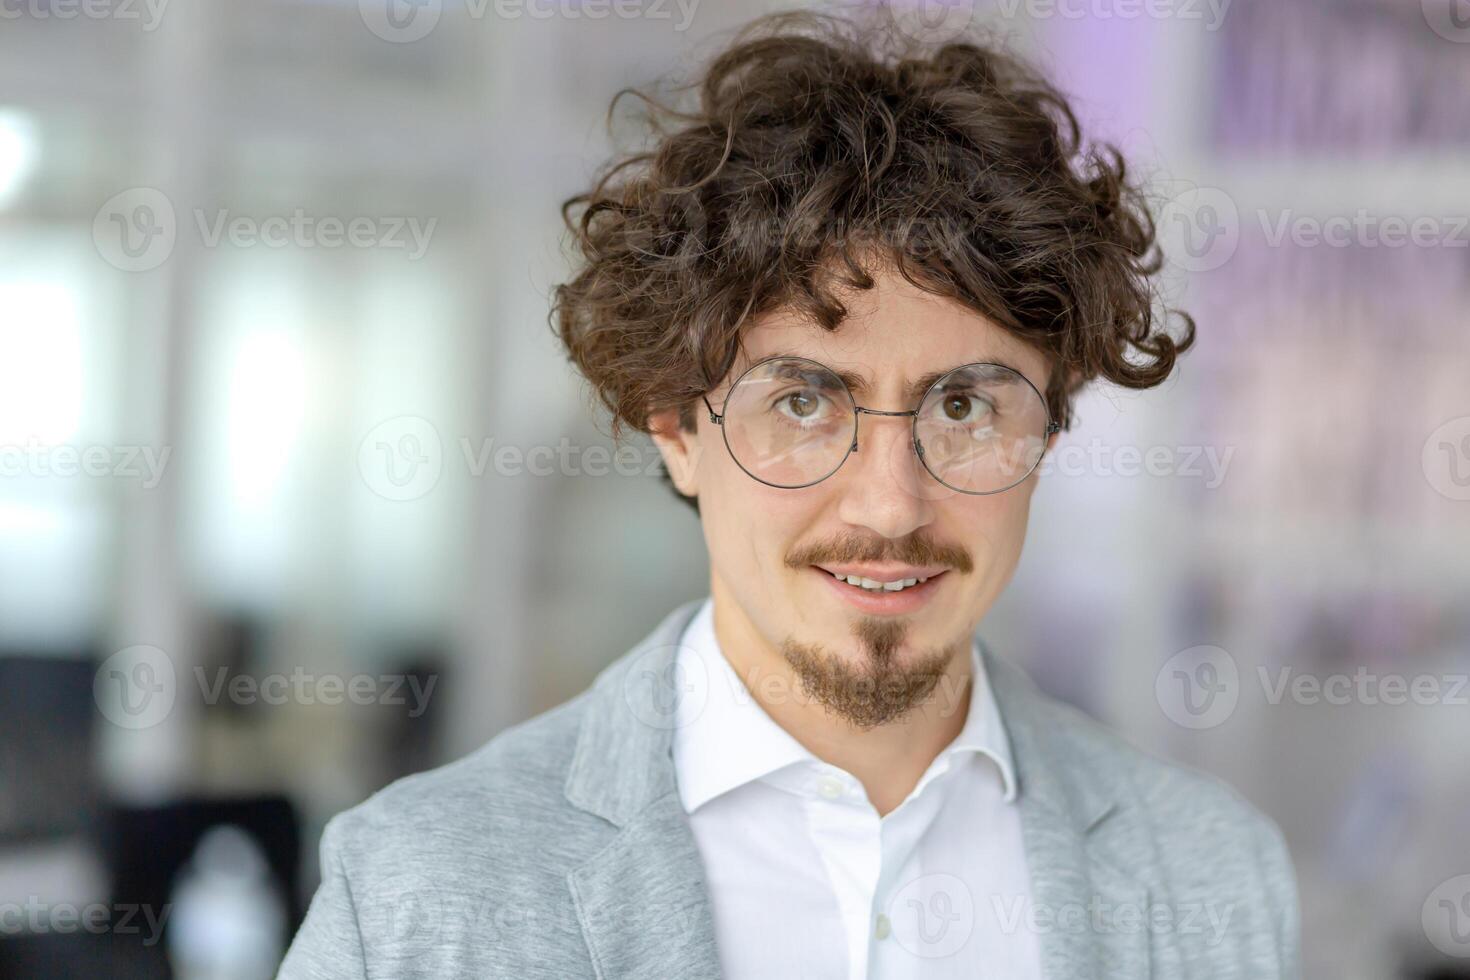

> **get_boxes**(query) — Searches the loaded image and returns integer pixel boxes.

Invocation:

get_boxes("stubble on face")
[776,529,975,728]
[780,616,963,730]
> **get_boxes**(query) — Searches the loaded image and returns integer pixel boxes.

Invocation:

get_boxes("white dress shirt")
[671,599,1042,980]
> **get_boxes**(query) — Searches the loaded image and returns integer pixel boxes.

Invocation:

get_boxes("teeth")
[830,572,928,593]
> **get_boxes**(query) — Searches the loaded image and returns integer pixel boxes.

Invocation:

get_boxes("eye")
[777,389,826,421]
[935,390,993,424]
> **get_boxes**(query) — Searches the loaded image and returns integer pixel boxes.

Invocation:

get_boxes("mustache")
[784,531,974,575]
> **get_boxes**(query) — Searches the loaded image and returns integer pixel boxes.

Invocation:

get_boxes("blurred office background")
[0,0,1467,976]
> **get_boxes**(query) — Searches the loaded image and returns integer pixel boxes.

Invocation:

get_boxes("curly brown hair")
[552,11,1193,505]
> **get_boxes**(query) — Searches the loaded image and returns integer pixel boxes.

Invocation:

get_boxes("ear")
[648,406,701,498]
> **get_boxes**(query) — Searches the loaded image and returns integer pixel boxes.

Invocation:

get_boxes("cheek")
[944,488,1035,575]
[699,418,801,508]
[696,446,826,577]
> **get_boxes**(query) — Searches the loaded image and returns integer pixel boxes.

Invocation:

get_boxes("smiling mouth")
[820,570,936,593]
[811,566,948,614]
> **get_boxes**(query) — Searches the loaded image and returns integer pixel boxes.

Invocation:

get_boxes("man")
[280,11,1299,979]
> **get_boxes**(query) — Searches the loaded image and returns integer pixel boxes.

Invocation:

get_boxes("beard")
[780,616,962,730]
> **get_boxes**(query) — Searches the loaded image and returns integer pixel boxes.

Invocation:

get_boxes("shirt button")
[874,913,891,940]
[816,775,844,799]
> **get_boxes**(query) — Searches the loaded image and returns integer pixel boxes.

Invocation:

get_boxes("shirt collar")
[671,598,1017,814]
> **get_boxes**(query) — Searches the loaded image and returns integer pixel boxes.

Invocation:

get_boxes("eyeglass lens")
[718,357,1050,494]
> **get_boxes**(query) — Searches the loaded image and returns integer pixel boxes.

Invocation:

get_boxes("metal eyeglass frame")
[700,354,1061,495]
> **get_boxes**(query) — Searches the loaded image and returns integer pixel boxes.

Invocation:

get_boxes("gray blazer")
[278,600,1300,979]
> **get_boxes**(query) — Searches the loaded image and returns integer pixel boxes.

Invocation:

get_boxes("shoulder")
[280,690,614,977]
[991,652,1285,834]
[989,653,1299,970]
[319,601,702,877]
[281,606,704,977]
[1052,683,1278,831]
[989,651,1297,897]
[320,686,608,885]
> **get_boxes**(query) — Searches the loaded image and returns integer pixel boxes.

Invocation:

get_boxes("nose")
[833,413,936,540]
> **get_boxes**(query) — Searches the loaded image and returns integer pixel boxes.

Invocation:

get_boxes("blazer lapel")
[562,605,1151,979]
[984,643,1152,979]
[564,602,723,980]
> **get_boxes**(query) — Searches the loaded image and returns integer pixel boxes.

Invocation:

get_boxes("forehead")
[735,268,1051,396]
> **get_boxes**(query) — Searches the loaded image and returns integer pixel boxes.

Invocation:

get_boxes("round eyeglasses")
[701,356,1060,495]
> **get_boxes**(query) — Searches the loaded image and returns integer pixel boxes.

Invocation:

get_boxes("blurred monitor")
[0,652,99,843]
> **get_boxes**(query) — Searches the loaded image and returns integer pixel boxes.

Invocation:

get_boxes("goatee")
[780,617,960,730]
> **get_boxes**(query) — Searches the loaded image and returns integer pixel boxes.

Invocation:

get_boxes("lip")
[811,565,948,615]
[814,562,951,582]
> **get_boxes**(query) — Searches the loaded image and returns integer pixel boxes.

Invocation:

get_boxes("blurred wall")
[0,1,1467,978]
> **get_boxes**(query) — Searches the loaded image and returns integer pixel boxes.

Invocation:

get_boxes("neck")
[708,580,974,817]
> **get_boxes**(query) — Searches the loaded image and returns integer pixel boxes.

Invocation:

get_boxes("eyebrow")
[760,352,1029,404]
